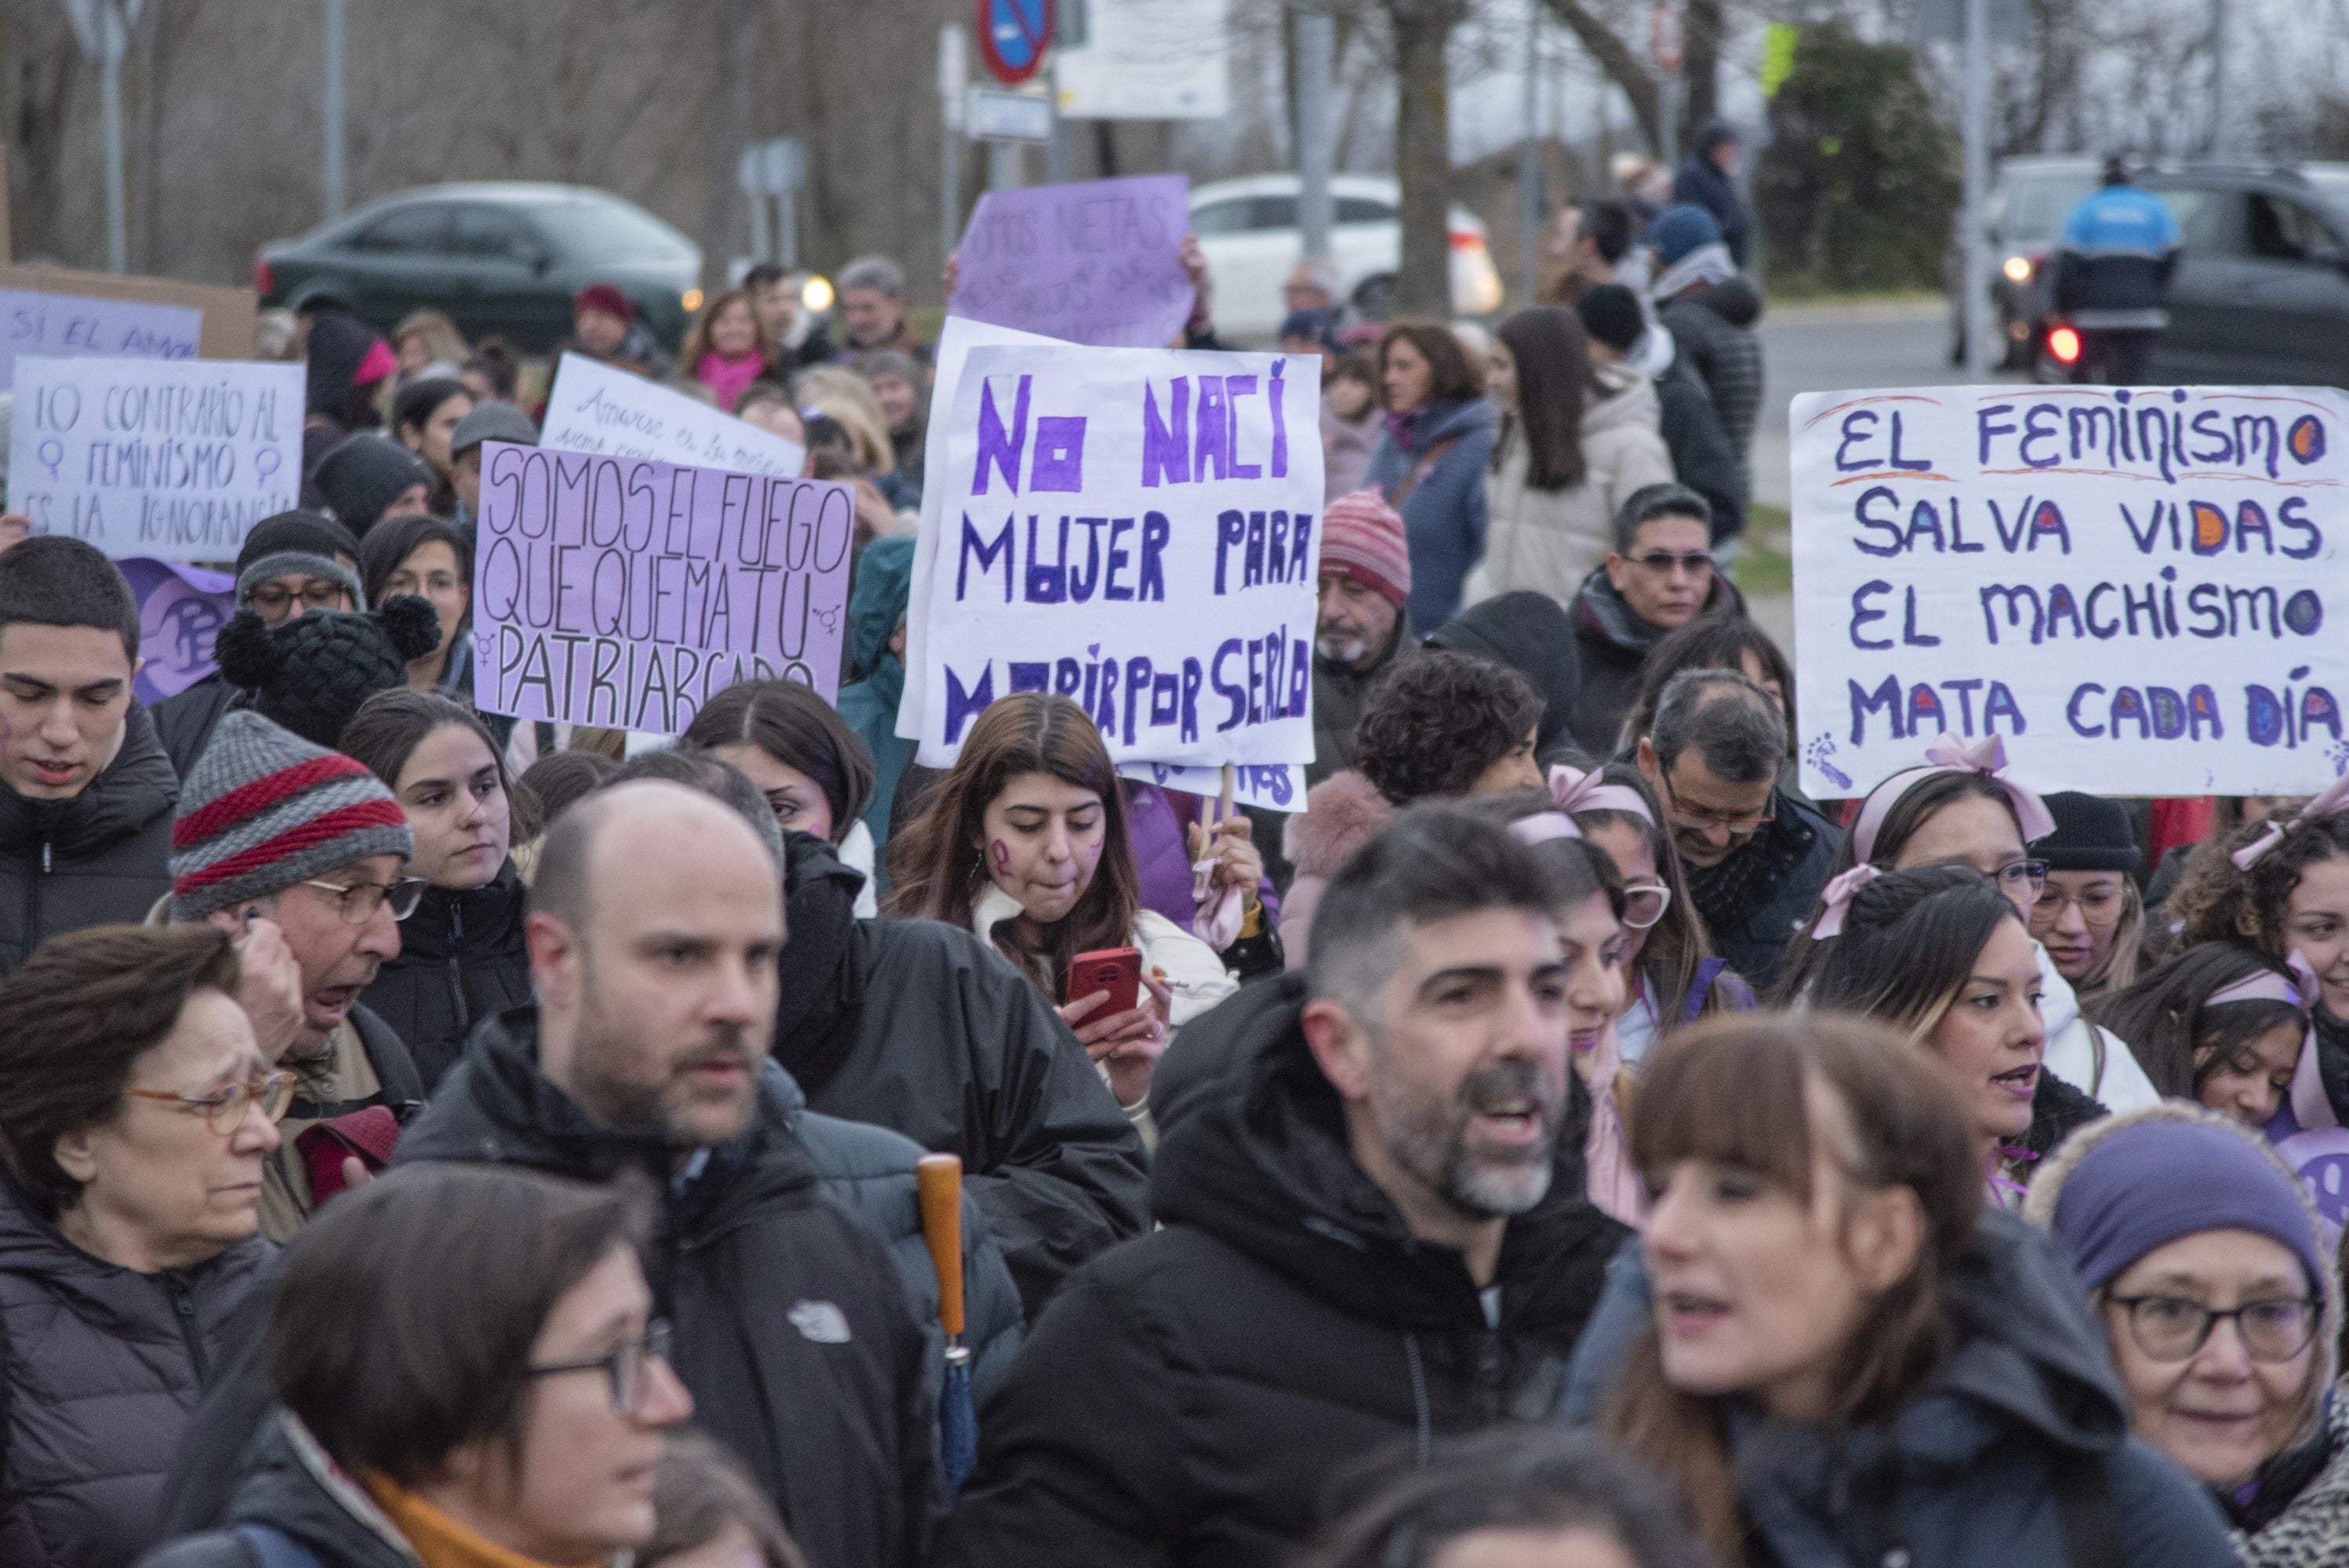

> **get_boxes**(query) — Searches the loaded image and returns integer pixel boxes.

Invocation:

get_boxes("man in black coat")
[775,832,1148,1316]
[936,807,1630,1568]
[0,538,178,978]
[1672,118,1752,267]
[1566,484,1745,758]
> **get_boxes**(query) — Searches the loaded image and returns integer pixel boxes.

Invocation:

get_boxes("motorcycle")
[2032,314,2160,385]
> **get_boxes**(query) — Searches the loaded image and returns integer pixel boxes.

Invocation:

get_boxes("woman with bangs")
[1565,1011,2234,1568]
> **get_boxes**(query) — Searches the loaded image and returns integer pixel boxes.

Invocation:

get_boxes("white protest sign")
[470,441,854,733]
[1116,759,1307,812]
[898,314,1069,745]
[539,352,806,478]
[917,342,1324,769]
[1792,384,2349,800]
[9,356,300,561]
[0,286,200,389]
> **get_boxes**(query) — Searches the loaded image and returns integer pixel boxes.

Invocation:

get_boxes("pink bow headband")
[1545,765,1655,826]
[1810,863,1881,939]
[1510,812,1583,847]
[2231,773,2349,869]
[1848,733,2057,865]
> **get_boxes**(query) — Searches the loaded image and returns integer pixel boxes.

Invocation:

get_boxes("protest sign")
[915,341,1324,769]
[118,556,235,705]
[948,174,1196,348]
[1117,759,1306,812]
[9,356,301,561]
[1791,384,2349,800]
[539,352,806,478]
[0,263,255,389]
[470,441,854,734]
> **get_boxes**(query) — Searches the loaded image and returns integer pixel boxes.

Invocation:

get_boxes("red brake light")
[1447,228,1483,252]
[2048,325,2082,364]
[253,251,275,296]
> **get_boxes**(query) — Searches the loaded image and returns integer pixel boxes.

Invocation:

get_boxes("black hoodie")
[1563,566,1747,758]
[354,859,532,1093]
[1425,590,1587,766]
[773,832,1149,1316]
[935,975,1629,1568]
[0,701,177,978]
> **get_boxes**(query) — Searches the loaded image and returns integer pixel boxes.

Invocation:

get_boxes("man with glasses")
[151,510,366,778]
[169,710,425,1238]
[1566,485,1743,757]
[1634,668,1837,992]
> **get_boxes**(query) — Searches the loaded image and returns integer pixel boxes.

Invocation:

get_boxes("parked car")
[1188,173,1505,340]
[256,183,703,354]
[2133,163,2349,387]
[1944,154,2099,368]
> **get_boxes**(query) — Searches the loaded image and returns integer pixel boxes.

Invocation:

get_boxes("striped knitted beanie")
[171,711,413,920]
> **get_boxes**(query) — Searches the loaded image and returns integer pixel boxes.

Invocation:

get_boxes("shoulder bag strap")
[1385,435,1462,510]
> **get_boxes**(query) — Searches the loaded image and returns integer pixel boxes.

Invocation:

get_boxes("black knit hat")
[1576,284,1645,355]
[2039,791,2140,873]
[212,596,441,750]
[312,433,433,539]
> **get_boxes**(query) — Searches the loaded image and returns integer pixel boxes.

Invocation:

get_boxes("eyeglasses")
[125,1071,297,1134]
[2033,880,2125,924]
[1995,859,2052,894]
[2107,1294,2319,1364]
[528,1319,674,1415]
[1660,775,1775,833]
[242,582,349,615]
[298,877,427,924]
[1626,550,1715,577]
[1621,882,1672,930]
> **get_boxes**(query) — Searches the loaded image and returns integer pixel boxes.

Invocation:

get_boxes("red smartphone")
[1065,946,1143,1015]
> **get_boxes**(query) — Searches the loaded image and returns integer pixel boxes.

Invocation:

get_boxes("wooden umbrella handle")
[917,1152,966,1338]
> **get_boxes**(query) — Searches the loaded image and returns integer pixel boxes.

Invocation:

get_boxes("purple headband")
[2231,773,2349,869]
[1510,811,1584,847]
[1546,764,1655,826]
[1810,863,1882,940]
[1849,732,2056,865]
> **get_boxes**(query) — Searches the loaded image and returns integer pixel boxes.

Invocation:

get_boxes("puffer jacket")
[1277,769,1394,972]
[354,860,532,1094]
[1657,277,1763,469]
[136,1412,412,1568]
[1559,1213,2237,1568]
[1465,364,1674,611]
[149,674,238,782]
[773,833,1149,1317]
[1564,564,1746,758]
[935,974,1629,1568]
[0,1170,270,1568]
[1363,395,1499,635]
[0,702,177,980]
[1654,346,1747,535]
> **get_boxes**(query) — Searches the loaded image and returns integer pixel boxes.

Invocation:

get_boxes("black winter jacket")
[1654,350,1747,539]
[935,975,1630,1568]
[0,1171,270,1568]
[1563,566,1746,759]
[775,833,1149,1316]
[1659,278,1764,469]
[354,862,532,1093]
[1425,591,1585,767]
[140,1411,426,1568]
[1682,788,1841,995]
[0,702,177,979]
[148,676,239,784]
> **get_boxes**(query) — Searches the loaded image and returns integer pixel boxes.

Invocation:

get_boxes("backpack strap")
[234,1522,329,1568]
[2052,1448,2123,1568]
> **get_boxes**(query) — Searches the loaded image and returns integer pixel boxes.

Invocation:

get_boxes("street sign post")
[976,0,1054,85]
[966,87,1054,143]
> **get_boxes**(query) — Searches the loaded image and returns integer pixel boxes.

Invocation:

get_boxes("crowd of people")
[0,137,2332,1568]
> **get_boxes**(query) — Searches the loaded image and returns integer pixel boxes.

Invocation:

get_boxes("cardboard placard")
[0,263,255,389]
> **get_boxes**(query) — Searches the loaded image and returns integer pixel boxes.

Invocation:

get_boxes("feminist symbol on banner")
[2275,1127,2349,1235]
[977,0,1054,85]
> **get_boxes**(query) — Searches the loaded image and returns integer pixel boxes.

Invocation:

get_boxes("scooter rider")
[2048,152,2183,384]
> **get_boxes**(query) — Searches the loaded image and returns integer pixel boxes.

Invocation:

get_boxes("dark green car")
[256,182,702,353]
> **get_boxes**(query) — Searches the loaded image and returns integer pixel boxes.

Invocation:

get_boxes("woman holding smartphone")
[888,694,1237,1138]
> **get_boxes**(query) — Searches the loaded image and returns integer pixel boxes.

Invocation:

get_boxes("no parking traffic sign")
[977,0,1054,85]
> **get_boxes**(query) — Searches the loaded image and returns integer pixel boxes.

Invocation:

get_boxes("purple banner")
[949,174,1195,348]
[118,555,234,705]
[469,441,854,734]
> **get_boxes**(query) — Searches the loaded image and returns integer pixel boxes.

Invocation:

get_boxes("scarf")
[1648,240,1737,305]
[364,1473,597,1568]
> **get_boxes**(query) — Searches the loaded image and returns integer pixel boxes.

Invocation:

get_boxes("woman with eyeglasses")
[2031,792,2147,1000]
[1808,865,2104,1206]
[1779,734,2162,1114]
[341,691,536,1094]
[1544,762,1752,1067]
[138,1163,694,1568]
[2031,1106,2347,1562]
[0,924,285,1568]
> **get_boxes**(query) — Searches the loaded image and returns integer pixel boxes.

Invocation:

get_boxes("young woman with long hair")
[885,694,1234,1134]
[681,288,780,416]
[1361,320,1498,633]
[2086,942,2310,1127]
[1585,1011,2235,1568]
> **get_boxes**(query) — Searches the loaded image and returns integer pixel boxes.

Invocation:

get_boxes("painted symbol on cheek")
[989,840,1011,880]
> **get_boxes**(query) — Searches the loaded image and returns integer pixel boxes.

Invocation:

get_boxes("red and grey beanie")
[1318,489,1412,609]
[170,711,412,920]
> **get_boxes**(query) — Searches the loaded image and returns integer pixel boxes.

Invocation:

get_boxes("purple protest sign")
[117,556,235,705]
[469,441,854,734]
[949,174,1196,348]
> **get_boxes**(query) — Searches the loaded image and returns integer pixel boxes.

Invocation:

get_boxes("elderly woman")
[0,924,285,1568]
[136,1163,693,1568]
[2031,1106,2349,1562]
